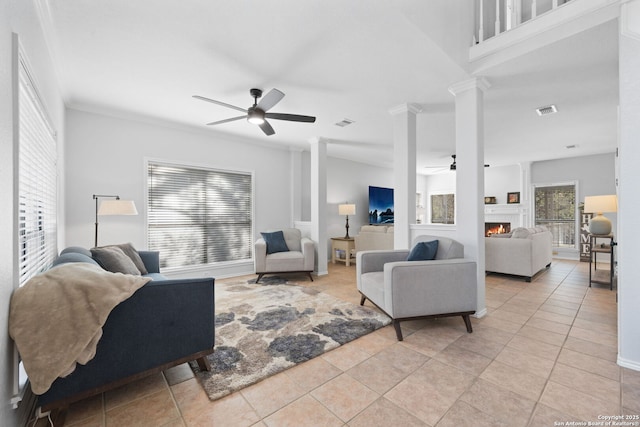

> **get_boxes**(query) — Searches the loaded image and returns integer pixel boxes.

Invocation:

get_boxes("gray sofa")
[35,246,215,413]
[357,235,477,341]
[354,225,394,253]
[485,226,553,281]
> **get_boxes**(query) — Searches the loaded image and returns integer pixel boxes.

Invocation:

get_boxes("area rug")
[189,276,391,401]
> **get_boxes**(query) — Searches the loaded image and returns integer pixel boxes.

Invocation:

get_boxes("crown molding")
[388,103,422,116]
[448,77,491,96]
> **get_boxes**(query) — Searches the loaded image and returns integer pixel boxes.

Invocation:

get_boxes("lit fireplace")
[485,222,511,237]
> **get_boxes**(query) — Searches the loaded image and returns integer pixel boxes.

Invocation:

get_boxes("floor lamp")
[93,194,138,247]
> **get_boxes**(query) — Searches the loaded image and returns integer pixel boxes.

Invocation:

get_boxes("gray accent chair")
[356,235,477,341]
[254,228,315,283]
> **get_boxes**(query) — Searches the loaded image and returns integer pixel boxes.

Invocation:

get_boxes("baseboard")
[617,355,640,372]
[473,308,487,319]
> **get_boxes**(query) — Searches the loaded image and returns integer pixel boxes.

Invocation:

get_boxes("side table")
[331,237,355,266]
[589,233,615,290]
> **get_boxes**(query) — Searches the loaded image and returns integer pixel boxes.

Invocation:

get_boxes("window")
[534,184,576,248]
[147,161,253,269]
[431,193,455,224]
[18,52,57,286]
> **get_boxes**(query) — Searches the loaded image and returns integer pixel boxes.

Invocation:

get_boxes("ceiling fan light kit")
[194,88,316,136]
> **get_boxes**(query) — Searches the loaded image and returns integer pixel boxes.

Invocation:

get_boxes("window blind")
[147,162,253,269]
[18,55,57,286]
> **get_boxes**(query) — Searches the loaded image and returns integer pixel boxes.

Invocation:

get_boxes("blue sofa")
[36,247,215,413]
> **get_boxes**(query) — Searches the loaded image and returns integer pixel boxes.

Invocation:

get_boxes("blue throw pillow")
[261,231,290,254]
[407,240,439,261]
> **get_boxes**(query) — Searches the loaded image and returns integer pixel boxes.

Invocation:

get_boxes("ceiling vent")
[335,118,355,127]
[536,105,558,116]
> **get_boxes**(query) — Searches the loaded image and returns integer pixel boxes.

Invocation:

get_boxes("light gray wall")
[65,108,294,277]
[1,1,66,423]
[485,165,521,204]
[532,153,617,230]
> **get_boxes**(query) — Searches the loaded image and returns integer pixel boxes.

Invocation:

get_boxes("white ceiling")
[39,0,619,173]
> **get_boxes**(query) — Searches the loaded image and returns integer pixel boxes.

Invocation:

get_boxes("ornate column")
[389,103,420,249]
[309,137,328,276]
[449,77,490,318]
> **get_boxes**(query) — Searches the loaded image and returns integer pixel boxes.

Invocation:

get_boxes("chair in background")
[254,228,314,283]
[356,235,477,341]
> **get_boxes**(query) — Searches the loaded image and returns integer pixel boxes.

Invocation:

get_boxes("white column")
[389,103,420,249]
[289,148,303,225]
[618,0,640,371]
[309,137,328,276]
[449,77,491,319]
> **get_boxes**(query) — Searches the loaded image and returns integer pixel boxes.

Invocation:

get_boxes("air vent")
[335,118,355,127]
[536,105,558,116]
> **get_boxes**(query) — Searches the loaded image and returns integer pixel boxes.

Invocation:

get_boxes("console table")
[588,233,615,290]
[331,237,355,266]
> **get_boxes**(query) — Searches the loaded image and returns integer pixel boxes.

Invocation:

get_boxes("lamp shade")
[98,200,138,216]
[338,204,356,216]
[584,195,617,214]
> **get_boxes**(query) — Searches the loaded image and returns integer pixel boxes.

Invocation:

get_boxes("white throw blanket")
[9,263,151,395]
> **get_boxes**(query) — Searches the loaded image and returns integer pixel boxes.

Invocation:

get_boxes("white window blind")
[147,162,253,269]
[18,54,57,286]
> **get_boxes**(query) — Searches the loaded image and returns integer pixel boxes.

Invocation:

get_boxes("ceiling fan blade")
[257,89,284,111]
[265,112,316,123]
[206,115,246,126]
[258,120,275,136]
[193,95,247,114]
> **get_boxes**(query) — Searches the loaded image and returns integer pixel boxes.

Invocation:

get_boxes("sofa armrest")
[38,277,215,409]
[138,250,160,274]
[301,237,315,271]
[357,250,410,275]
[384,259,477,318]
[254,238,267,272]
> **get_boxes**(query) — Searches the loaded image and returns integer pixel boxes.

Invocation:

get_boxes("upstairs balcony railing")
[476,0,573,43]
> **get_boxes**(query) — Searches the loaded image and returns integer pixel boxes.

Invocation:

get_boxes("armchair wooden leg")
[307,272,314,282]
[256,273,264,284]
[196,356,212,372]
[393,320,404,341]
[359,295,366,306]
[462,314,473,333]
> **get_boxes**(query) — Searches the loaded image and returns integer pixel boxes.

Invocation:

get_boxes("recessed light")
[536,105,558,116]
[335,118,355,127]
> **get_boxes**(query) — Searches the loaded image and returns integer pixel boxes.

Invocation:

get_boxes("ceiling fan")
[424,155,490,173]
[193,88,316,136]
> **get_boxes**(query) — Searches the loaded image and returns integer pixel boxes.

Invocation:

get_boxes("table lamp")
[338,203,356,239]
[584,195,617,235]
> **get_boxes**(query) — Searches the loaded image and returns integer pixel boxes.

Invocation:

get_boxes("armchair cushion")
[261,230,290,254]
[407,240,438,261]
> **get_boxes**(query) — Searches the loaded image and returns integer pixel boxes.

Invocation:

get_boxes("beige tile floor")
[40,259,640,427]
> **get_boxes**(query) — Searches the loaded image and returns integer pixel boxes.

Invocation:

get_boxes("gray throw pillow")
[407,240,439,261]
[91,246,141,275]
[115,243,148,275]
[261,231,290,254]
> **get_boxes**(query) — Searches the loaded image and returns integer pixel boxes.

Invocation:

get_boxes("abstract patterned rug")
[189,276,391,401]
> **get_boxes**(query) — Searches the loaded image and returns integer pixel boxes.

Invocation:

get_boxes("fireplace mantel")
[485,204,527,228]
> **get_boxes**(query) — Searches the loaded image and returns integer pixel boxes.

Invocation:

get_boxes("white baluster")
[552,0,558,9]
[479,0,484,42]
[531,0,537,19]
[506,0,513,30]
[495,0,501,36]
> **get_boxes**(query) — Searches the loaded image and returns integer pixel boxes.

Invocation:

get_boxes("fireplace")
[485,222,511,237]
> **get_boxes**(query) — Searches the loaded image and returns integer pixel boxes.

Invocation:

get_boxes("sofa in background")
[354,225,394,253]
[35,246,215,413]
[485,226,553,282]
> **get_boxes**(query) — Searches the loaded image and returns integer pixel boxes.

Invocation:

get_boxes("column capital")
[448,77,491,96]
[308,136,329,145]
[388,103,422,116]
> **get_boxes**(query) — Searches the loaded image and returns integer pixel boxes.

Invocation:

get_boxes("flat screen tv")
[368,186,394,224]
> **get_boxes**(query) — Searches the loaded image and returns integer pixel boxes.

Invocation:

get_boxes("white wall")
[65,108,294,278]
[485,165,521,204]
[1,0,66,423]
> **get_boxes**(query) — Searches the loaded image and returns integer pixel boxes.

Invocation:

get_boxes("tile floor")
[37,260,640,427]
